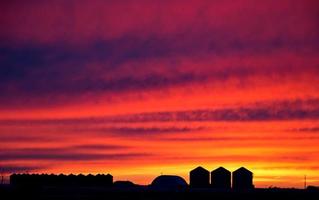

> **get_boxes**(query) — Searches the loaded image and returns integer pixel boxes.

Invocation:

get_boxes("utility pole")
[0,169,3,185]
[304,175,307,189]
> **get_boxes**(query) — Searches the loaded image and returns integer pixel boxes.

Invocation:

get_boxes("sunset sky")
[1,0,319,188]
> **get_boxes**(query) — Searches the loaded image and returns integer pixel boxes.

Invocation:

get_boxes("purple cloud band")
[1,98,318,124]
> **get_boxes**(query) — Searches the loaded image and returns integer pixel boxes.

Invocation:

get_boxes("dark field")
[1,185,318,200]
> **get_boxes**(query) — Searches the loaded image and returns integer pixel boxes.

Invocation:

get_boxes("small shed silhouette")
[211,167,231,189]
[114,180,135,188]
[189,166,210,188]
[232,167,254,189]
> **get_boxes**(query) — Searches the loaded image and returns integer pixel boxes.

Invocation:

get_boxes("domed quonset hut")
[211,167,231,189]
[232,167,254,189]
[151,175,188,190]
[189,166,210,188]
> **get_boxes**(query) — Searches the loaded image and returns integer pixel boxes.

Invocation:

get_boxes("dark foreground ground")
[1,185,319,200]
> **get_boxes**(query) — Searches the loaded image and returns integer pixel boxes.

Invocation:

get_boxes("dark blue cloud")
[0,147,151,161]
[1,98,318,123]
[72,144,130,150]
[0,165,44,174]
[0,135,60,142]
[74,126,206,138]
[0,153,150,161]
[0,27,318,109]
[1,35,317,84]
[1,0,318,109]
[97,98,319,122]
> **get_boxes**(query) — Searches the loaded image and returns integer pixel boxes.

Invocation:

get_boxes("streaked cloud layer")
[0,0,319,187]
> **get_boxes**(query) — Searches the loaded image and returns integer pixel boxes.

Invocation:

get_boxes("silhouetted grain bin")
[211,167,231,189]
[232,167,254,189]
[189,166,210,188]
[151,175,188,190]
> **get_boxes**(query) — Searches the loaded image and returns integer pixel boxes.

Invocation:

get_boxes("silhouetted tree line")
[10,173,113,187]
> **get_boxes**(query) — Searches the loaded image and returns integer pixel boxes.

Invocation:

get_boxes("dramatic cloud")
[0,135,61,142]
[0,41,318,108]
[289,127,319,132]
[72,144,129,150]
[159,135,319,142]
[0,147,150,162]
[0,165,44,174]
[94,98,319,122]
[1,98,319,124]
[71,126,206,139]
[1,0,318,44]
[0,0,318,108]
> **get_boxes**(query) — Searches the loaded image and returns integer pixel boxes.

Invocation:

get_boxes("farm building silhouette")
[10,173,113,187]
[232,167,254,189]
[189,166,210,188]
[211,167,231,189]
[113,180,135,188]
[151,175,188,190]
[189,166,253,190]
[9,167,254,190]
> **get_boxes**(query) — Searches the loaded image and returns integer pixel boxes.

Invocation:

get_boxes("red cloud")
[1,0,318,45]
